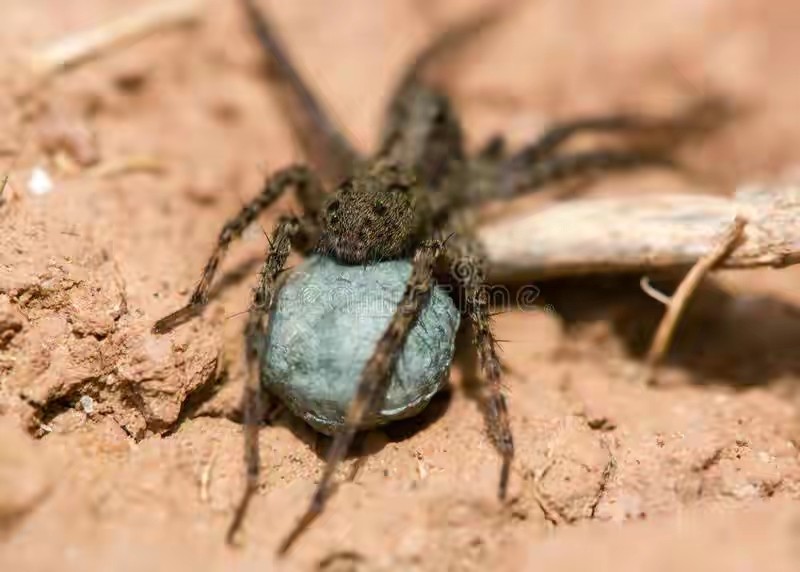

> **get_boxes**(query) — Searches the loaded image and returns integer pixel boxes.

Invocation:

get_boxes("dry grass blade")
[89,155,166,178]
[30,0,202,78]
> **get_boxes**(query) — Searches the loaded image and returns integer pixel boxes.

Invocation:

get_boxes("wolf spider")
[153,0,729,554]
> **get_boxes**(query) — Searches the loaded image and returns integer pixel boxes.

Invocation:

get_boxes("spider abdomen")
[260,255,460,435]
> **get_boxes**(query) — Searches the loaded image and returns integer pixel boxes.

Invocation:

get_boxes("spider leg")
[152,165,324,333]
[378,7,509,185]
[502,147,677,198]
[239,0,360,183]
[387,6,507,106]
[227,214,310,545]
[491,97,734,199]
[510,96,733,166]
[279,239,445,555]
[444,233,514,498]
[511,115,673,166]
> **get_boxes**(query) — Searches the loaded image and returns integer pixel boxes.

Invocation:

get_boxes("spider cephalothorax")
[317,161,431,263]
[153,0,730,554]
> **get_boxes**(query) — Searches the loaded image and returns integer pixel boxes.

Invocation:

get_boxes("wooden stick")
[481,186,800,282]
[640,216,747,385]
[30,0,202,78]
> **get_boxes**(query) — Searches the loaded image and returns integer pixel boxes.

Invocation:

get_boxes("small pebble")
[27,166,54,196]
[79,395,95,415]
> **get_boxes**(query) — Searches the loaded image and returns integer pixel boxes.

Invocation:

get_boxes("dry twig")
[481,185,800,281]
[639,216,747,384]
[89,155,166,179]
[30,0,202,79]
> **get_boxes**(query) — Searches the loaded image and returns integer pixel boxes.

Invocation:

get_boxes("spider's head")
[317,162,425,264]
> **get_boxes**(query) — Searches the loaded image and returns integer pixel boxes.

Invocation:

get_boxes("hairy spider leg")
[510,96,733,165]
[504,148,677,196]
[385,5,507,110]
[494,96,734,198]
[240,0,360,183]
[227,215,310,545]
[379,7,508,188]
[152,165,324,333]
[444,233,514,498]
[279,239,444,555]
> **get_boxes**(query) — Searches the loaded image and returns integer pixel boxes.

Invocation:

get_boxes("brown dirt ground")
[2,0,800,570]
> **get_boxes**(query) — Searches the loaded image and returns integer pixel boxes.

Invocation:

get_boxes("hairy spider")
[153,0,729,554]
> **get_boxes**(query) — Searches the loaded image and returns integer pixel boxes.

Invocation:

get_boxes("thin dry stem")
[640,276,672,306]
[641,216,747,384]
[90,155,166,178]
[30,0,202,78]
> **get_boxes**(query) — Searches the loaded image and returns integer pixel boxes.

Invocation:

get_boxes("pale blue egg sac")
[259,255,460,435]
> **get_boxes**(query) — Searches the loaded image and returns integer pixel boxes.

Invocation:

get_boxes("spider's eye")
[373,202,388,216]
[326,199,340,213]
